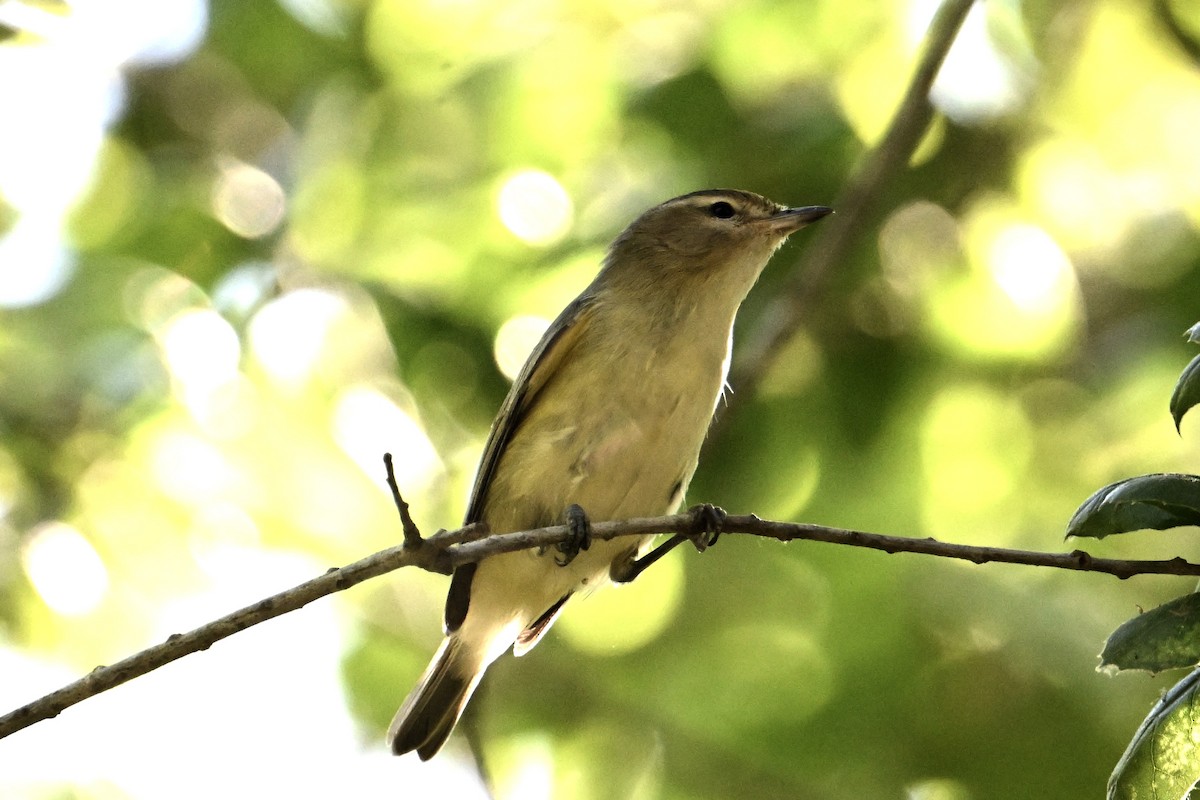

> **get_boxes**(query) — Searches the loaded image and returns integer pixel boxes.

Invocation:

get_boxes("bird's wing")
[444,293,599,633]
[463,293,599,524]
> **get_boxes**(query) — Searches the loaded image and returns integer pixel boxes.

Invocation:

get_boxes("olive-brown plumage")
[389,189,831,758]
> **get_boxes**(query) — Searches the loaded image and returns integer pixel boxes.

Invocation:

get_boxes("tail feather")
[388,637,484,760]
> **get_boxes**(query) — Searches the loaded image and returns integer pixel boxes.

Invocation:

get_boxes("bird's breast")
[484,309,733,533]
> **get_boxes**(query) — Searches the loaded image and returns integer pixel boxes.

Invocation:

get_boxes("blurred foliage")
[3,0,1200,798]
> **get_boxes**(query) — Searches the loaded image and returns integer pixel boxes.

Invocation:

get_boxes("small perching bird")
[389,189,832,759]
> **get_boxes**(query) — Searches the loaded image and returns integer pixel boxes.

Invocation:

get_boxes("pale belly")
[460,320,731,661]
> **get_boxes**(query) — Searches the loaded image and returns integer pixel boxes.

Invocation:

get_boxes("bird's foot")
[555,503,592,566]
[687,503,726,552]
[611,504,726,583]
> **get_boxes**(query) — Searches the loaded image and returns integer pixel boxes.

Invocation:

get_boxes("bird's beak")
[767,205,833,234]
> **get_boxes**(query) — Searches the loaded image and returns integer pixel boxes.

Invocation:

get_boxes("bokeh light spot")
[497,170,573,247]
[987,224,1073,313]
[493,738,555,800]
[22,521,109,617]
[919,384,1033,542]
[905,778,973,800]
[558,550,684,656]
[613,11,704,88]
[148,429,234,503]
[494,315,550,382]
[123,266,209,332]
[248,289,347,386]
[910,0,1031,121]
[158,308,241,394]
[211,160,286,239]
[0,217,72,308]
[332,385,442,493]
[925,202,1081,360]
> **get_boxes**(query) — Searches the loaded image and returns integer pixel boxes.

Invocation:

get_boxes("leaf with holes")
[1108,667,1200,800]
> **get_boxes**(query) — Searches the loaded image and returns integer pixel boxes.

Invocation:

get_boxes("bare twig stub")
[384,453,425,547]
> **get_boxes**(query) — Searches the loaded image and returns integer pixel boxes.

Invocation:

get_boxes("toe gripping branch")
[612,503,726,584]
[555,503,594,566]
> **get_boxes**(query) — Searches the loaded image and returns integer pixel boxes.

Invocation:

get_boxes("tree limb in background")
[730,0,976,400]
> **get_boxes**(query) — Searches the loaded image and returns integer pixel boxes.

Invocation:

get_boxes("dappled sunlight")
[211,158,287,240]
[709,0,823,106]
[0,448,25,521]
[0,215,71,307]
[288,157,366,268]
[986,223,1075,314]
[493,737,556,800]
[248,289,349,387]
[493,314,550,381]
[557,550,684,655]
[496,170,574,247]
[146,427,238,505]
[877,200,962,294]
[124,266,210,332]
[834,28,917,151]
[911,0,1033,122]
[365,0,547,97]
[2,0,1199,796]
[905,777,972,800]
[919,383,1033,543]
[68,137,156,252]
[186,502,261,559]
[0,0,205,308]
[1017,137,1130,253]
[925,200,1081,360]
[612,10,706,88]
[1042,0,1200,235]
[332,384,443,493]
[879,199,1082,360]
[157,308,241,400]
[22,522,109,617]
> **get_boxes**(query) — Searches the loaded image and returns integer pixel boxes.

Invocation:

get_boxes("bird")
[388,188,832,759]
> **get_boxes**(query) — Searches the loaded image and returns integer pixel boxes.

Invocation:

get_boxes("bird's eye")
[708,201,735,219]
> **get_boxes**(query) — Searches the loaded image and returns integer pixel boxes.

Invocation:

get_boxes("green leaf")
[1067,473,1200,539]
[1170,353,1200,432]
[1102,593,1200,673]
[1108,667,1200,800]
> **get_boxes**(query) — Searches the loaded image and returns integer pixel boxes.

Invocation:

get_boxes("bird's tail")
[388,635,485,760]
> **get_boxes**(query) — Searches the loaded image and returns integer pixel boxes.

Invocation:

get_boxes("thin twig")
[730,0,976,399]
[384,453,424,547]
[0,532,450,742]
[0,508,1194,743]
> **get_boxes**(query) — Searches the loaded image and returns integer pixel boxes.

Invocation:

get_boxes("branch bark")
[1,505,1195,743]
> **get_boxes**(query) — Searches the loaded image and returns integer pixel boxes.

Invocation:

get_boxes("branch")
[730,0,976,398]
[2,499,1196,742]
[439,515,1200,580]
[385,452,427,547]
